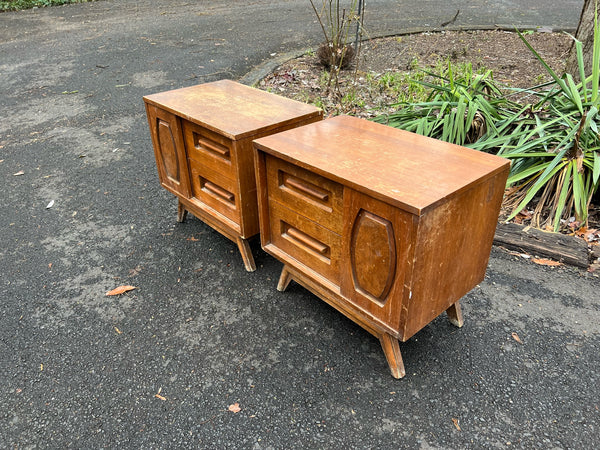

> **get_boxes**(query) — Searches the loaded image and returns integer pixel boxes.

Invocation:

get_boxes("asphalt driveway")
[1,0,598,448]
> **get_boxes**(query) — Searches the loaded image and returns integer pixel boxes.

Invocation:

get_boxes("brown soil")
[260,30,572,117]
[259,30,599,246]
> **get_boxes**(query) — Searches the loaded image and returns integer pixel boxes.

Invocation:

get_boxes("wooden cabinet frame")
[144,80,322,271]
[254,115,510,378]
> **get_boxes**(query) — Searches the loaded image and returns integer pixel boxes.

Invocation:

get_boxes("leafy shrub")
[375,27,600,232]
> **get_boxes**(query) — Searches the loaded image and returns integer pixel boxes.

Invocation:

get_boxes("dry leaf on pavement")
[452,418,461,431]
[532,258,562,266]
[106,285,137,296]
[512,332,523,344]
[228,403,241,413]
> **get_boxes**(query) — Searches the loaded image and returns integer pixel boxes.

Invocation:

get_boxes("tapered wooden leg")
[379,333,405,379]
[236,237,256,272]
[277,266,293,292]
[177,200,188,223]
[446,301,464,327]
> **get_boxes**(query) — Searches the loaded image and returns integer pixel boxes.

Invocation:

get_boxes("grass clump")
[0,0,94,12]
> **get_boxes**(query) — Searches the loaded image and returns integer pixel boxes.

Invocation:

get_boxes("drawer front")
[266,155,343,234]
[183,121,235,177]
[269,199,341,285]
[189,160,240,225]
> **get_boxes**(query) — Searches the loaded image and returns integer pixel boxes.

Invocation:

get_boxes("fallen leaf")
[512,332,523,344]
[532,258,561,266]
[228,402,241,413]
[13,170,24,176]
[106,285,137,296]
[155,394,167,401]
[452,417,461,431]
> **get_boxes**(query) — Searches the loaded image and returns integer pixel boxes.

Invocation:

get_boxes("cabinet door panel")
[341,189,415,331]
[266,155,343,234]
[145,104,191,197]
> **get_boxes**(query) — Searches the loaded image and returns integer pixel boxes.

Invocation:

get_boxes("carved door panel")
[145,104,191,197]
[341,189,415,331]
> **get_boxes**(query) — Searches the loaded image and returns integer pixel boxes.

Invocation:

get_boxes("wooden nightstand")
[253,115,510,378]
[143,80,322,271]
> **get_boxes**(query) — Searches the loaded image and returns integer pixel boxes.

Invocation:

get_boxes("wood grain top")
[143,80,322,140]
[253,115,511,215]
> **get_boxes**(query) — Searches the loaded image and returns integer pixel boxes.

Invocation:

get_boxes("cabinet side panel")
[403,169,509,339]
[144,103,191,198]
[233,139,260,238]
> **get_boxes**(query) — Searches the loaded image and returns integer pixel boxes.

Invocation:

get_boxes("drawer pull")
[284,177,329,202]
[285,226,329,255]
[203,181,234,203]
[195,134,230,158]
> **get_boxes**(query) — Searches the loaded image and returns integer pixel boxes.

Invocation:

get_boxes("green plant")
[374,61,511,146]
[497,25,600,230]
[0,0,93,11]
[375,25,600,231]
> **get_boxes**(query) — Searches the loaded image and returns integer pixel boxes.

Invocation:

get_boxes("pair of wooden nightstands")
[144,80,510,378]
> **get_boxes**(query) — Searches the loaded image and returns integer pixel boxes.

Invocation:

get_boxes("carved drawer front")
[265,155,343,235]
[189,160,240,226]
[183,121,235,178]
[268,199,341,285]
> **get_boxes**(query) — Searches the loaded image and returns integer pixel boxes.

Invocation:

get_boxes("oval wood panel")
[157,119,180,183]
[350,210,397,304]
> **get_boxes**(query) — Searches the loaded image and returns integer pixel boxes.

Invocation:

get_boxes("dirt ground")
[260,30,573,116]
[259,29,599,245]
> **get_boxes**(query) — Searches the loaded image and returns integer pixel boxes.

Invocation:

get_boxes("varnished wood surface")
[145,103,191,198]
[253,115,511,216]
[255,115,510,377]
[145,80,322,271]
[143,79,322,140]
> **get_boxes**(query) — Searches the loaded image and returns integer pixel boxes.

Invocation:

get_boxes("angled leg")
[446,301,464,328]
[177,200,188,223]
[277,266,293,292]
[236,236,256,272]
[379,333,405,379]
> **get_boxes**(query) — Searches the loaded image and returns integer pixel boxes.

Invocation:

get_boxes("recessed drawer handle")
[286,227,329,255]
[195,135,230,157]
[285,177,329,202]
[204,181,234,202]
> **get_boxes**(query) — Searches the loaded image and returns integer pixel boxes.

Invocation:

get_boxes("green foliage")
[0,0,94,11]
[375,27,600,232]
[374,61,511,146]
[497,27,600,230]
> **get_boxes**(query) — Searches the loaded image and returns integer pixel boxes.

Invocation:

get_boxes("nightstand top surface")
[143,80,322,140]
[253,115,511,215]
